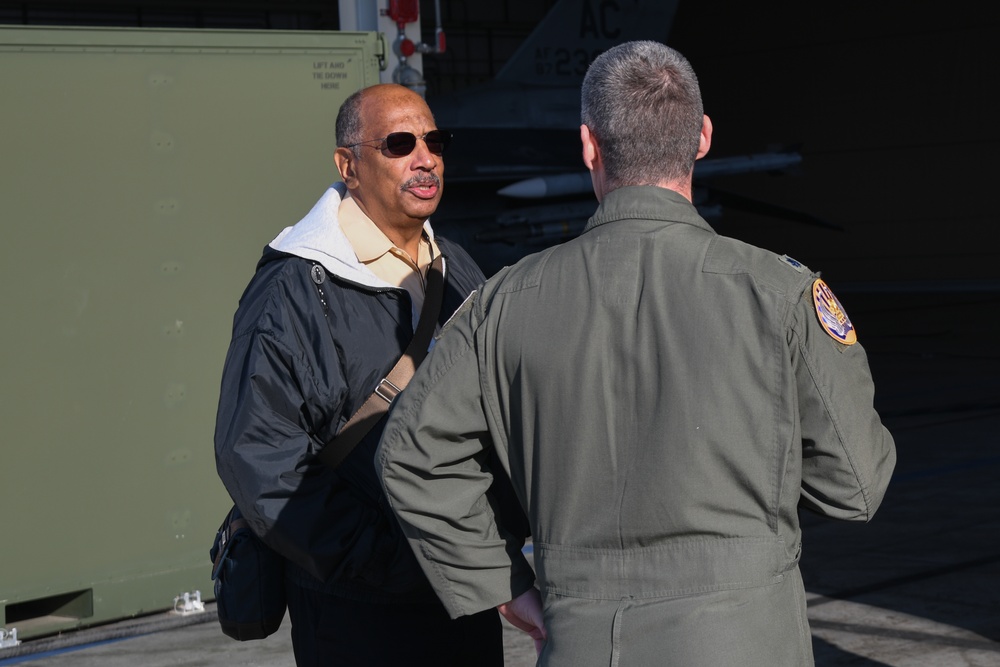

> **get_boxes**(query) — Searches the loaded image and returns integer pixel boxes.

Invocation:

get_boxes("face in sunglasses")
[333,87,447,230]
[345,130,451,157]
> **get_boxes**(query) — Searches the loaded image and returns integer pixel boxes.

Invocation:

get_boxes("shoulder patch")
[812,279,857,345]
[780,254,805,271]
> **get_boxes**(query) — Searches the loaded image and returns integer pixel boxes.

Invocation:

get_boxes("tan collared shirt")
[338,193,439,321]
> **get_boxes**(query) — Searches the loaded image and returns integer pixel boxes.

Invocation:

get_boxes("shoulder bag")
[209,257,444,640]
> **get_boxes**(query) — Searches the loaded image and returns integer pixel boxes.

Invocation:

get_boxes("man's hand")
[497,587,546,655]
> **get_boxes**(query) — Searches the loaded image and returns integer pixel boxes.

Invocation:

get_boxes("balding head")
[336,84,432,156]
[333,84,446,243]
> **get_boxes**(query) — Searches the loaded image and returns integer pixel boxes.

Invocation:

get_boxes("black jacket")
[214,184,494,602]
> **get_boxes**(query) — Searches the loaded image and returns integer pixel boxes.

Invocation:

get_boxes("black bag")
[210,505,287,641]
[208,258,445,640]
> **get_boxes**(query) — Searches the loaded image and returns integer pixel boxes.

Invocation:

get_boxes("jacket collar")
[267,182,438,289]
[582,185,714,235]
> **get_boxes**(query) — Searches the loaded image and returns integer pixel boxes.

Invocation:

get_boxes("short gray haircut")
[581,41,704,189]
[335,88,365,157]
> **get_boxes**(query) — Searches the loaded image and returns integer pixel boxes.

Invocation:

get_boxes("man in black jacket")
[214,84,506,666]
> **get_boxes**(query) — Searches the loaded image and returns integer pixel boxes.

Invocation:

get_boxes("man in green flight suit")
[376,41,896,666]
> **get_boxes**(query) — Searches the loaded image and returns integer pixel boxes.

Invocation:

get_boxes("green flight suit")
[377,185,896,666]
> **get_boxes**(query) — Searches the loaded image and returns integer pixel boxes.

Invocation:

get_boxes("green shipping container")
[0,24,383,640]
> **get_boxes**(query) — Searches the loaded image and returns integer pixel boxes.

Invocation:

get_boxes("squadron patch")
[812,279,857,345]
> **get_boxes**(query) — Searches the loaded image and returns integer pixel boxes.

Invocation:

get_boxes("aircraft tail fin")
[495,0,679,86]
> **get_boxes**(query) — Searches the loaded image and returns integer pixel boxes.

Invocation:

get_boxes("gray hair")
[581,41,704,189]
[335,88,365,157]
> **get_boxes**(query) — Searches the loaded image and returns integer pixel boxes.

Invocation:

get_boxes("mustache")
[400,173,441,190]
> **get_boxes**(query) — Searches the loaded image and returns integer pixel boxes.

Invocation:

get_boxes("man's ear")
[580,124,600,171]
[334,147,358,189]
[580,124,606,202]
[696,114,713,161]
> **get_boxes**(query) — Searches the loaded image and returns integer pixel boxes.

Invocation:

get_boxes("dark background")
[3,1,995,285]
[2,1,997,662]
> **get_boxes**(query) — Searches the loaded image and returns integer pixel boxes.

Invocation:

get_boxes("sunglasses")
[343,130,451,157]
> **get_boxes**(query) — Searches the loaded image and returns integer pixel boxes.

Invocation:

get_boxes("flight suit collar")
[583,185,714,234]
